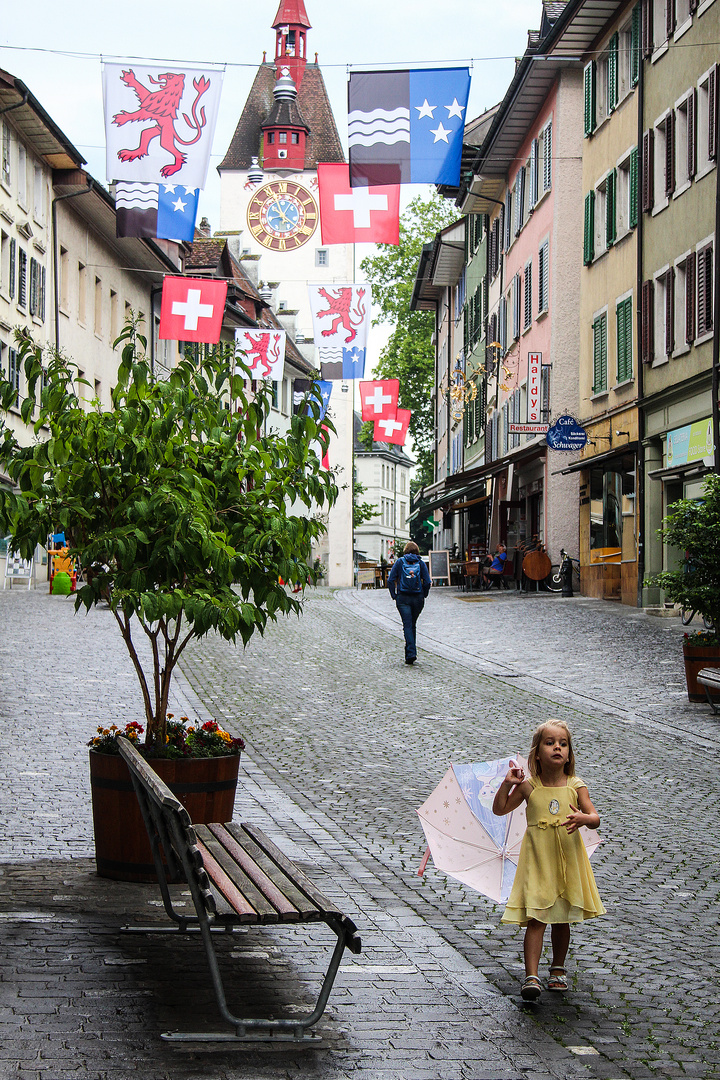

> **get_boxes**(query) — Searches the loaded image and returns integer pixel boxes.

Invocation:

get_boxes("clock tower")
[217,1,355,586]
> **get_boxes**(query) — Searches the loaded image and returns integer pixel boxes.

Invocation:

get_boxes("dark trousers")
[395,593,425,661]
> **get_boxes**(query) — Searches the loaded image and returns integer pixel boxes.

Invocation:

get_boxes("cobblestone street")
[1,584,719,1079]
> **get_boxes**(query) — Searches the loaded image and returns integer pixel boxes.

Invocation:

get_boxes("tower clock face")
[247,180,319,251]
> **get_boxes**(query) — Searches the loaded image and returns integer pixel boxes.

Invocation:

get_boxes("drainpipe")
[0,91,30,116]
[52,178,94,353]
[635,45,646,608]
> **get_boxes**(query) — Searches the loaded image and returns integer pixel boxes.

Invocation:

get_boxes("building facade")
[354,414,413,563]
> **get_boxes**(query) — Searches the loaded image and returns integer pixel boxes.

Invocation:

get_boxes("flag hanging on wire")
[292,379,332,422]
[359,379,400,421]
[158,276,227,343]
[103,62,223,187]
[235,328,286,381]
[374,407,411,446]
[348,67,470,187]
[317,163,400,245]
[308,284,369,379]
[115,182,199,240]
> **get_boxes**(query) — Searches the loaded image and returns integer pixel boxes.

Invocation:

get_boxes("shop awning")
[407,481,487,522]
[553,441,639,475]
[646,461,712,482]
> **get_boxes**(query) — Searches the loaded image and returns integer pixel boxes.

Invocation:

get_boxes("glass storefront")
[589,454,636,561]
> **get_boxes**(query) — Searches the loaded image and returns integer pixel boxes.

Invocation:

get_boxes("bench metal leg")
[703,684,720,714]
[160,920,349,1043]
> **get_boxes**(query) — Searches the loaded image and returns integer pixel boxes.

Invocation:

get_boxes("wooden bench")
[117,736,361,1043]
[697,667,720,713]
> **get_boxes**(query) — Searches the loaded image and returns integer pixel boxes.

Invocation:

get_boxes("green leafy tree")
[0,324,336,751]
[353,478,377,529]
[361,192,458,485]
[645,473,720,639]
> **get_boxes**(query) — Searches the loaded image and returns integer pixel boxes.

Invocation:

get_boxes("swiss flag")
[318,164,400,245]
[158,276,227,343]
[359,379,399,421]
[374,408,411,446]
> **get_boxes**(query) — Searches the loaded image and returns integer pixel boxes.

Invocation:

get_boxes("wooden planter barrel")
[682,643,720,703]
[89,749,240,882]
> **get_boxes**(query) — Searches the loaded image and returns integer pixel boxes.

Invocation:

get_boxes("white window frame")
[696,66,718,181]
[615,288,634,386]
[674,0,692,39]
[674,91,692,197]
[594,173,609,259]
[651,0,670,57]
[618,18,634,101]
[653,263,670,364]
[673,250,691,358]
[616,145,635,239]
[652,111,671,214]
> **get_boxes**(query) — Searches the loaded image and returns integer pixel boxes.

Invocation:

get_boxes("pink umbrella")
[417,757,602,904]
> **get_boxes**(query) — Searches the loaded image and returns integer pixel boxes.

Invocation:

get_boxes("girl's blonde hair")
[527,719,576,778]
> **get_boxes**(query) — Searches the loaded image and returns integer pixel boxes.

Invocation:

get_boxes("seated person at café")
[483,543,507,586]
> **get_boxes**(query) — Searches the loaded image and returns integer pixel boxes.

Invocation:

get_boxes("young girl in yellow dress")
[492,719,605,1001]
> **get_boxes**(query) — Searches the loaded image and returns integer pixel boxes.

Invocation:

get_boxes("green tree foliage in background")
[0,325,336,750]
[361,192,458,486]
[353,478,377,529]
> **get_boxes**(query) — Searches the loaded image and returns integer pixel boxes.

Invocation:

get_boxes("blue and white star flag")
[115,182,199,240]
[317,380,333,422]
[348,67,470,187]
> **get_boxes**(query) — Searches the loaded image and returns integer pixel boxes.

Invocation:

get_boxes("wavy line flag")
[103,62,223,187]
[348,68,470,187]
[115,182,199,240]
[308,284,370,379]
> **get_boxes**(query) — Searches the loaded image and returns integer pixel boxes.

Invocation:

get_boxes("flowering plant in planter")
[0,323,336,755]
[89,716,245,758]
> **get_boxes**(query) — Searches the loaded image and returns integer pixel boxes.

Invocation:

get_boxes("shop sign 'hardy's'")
[0,323,336,754]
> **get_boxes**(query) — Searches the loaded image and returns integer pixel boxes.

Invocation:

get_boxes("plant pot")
[89,749,240,882]
[682,643,720,703]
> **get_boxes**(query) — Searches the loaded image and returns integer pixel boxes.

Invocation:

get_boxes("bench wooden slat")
[697,667,720,687]
[240,823,347,920]
[207,824,302,921]
[195,840,259,922]
[223,823,323,920]
[196,827,280,923]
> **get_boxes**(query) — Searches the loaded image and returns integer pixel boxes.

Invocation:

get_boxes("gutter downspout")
[0,91,30,116]
[52,179,94,353]
[635,46,645,608]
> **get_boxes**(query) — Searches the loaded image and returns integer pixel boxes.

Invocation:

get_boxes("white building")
[354,413,414,563]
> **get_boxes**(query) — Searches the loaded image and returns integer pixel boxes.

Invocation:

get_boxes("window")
[653,269,670,359]
[271,381,279,408]
[617,146,639,233]
[59,246,69,310]
[619,8,641,97]
[315,248,329,267]
[697,241,714,337]
[592,311,608,392]
[17,144,27,206]
[594,177,608,257]
[29,257,39,316]
[674,93,693,191]
[652,112,674,208]
[514,168,525,235]
[498,294,507,352]
[616,295,633,382]
[538,240,549,313]
[267,132,275,145]
[697,65,718,176]
[523,261,532,331]
[590,456,635,557]
[94,379,102,403]
[17,248,27,308]
[291,132,300,145]
[78,262,87,323]
[8,237,16,300]
[94,276,102,336]
[511,273,521,340]
[606,169,617,247]
[504,190,513,250]
[528,138,538,210]
[110,289,119,340]
[1,122,10,186]
[33,165,44,223]
[541,121,552,192]
[7,346,20,405]
[642,128,654,211]
[641,278,654,362]
[0,231,10,296]
[674,255,691,350]
[584,61,596,136]
[278,132,287,144]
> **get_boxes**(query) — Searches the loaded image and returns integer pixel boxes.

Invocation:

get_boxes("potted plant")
[0,323,336,877]
[645,473,720,703]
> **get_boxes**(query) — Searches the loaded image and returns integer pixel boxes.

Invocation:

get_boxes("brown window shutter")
[665,112,675,197]
[709,65,717,161]
[665,269,675,354]
[642,129,654,211]
[697,247,707,335]
[687,90,696,179]
[666,0,675,40]
[686,251,696,343]
[642,0,653,57]
[642,279,654,362]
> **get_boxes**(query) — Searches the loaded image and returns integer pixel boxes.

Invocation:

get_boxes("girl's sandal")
[521,975,542,1001]
[547,966,568,991]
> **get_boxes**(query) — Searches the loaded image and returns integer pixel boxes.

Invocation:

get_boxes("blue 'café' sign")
[545,415,588,451]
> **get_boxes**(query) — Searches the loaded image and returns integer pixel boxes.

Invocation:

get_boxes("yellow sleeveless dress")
[501,776,606,926]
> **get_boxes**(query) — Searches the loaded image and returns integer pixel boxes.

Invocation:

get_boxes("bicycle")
[545,549,581,593]
[680,606,714,629]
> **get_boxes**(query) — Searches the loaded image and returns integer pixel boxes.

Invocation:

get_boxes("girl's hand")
[562,805,585,834]
[505,760,525,786]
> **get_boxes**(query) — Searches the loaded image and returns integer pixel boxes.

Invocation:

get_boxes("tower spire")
[271,0,311,90]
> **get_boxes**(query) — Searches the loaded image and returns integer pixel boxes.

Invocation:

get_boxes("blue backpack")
[398,556,423,594]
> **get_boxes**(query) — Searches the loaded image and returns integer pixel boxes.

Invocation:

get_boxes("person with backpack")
[387,541,431,665]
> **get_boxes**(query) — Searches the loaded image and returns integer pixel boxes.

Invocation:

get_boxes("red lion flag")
[317,163,400,245]
[235,329,286,381]
[158,277,227,343]
[374,408,411,445]
[359,379,399,421]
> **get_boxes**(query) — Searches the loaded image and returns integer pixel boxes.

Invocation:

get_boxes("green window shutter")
[616,298,633,382]
[584,62,596,136]
[593,314,607,393]
[584,191,595,265]
[606,169,617,246]
[631,4,641,87]
[609,34,619,112]
[629,146,639,228]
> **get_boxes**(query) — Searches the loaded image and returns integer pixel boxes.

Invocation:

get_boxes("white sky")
[0,0,541,229]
